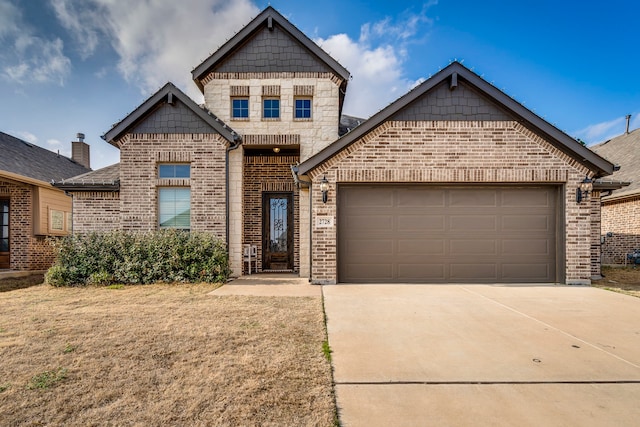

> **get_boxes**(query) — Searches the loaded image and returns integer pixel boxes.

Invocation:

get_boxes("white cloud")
[50,0,103,59]
[51,0,259,99]
[578,113,640,145]
[0,0,72,85]
[47,138,70,156]
[316,5,435,118]
[15,131,38,144]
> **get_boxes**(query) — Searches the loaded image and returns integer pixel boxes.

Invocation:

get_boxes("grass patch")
[322,340,333,361]
[0,283,334,425]
[27,368,68,390]
[0,383,10,393]
[106,284,125,290]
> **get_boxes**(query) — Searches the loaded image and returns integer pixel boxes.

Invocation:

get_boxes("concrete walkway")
[323,284,640,426]
[210,274,320,297]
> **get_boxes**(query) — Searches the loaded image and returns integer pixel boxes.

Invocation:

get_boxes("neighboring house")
[55,6,615,284]
[591,124,640,264]
[0,132,91,270]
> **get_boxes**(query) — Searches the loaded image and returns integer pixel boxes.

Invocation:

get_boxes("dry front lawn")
[593,266,640,298]
[0,283,335,426]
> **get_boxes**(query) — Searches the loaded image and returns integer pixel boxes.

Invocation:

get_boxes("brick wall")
[0,179,55,270]
[118,133,227,236]
[71,191,121,233]
[306,121,594,285]
[243,152,299,273]
[601,196,640,264]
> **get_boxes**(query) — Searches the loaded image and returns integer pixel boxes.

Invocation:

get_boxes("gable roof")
[591,128,640,200]
[191,7,350,111]
[298,62,615,178]
[53,163,120,192]
[0,131,91,183]
[102,82,239,147]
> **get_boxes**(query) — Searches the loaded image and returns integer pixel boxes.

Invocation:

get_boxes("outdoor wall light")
[576,176,593,204]
[320,175,329,203]
[272,146,281,153]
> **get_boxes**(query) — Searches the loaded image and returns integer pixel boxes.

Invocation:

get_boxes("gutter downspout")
[226,136,242,251]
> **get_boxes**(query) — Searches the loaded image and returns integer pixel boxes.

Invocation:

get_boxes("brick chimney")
[71,132,90,169]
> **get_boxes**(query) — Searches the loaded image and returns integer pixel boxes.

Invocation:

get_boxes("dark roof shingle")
[0,132,91,182]
[591,128,640,200]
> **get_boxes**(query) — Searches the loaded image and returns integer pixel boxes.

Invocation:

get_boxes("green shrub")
[46,230,229,287]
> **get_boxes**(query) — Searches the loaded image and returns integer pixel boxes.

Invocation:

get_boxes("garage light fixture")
[320,175,329,203]
[576,176,593,204]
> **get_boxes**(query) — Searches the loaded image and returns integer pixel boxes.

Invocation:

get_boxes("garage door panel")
[344,215,394,232]
[502,239,551,256]
[338,185,557,283]
[450,239,497,255]
[502,215,550,231]
[398,215,445,231]
[449,215,497,232]
[344,187,394,208]
[450,264,498,280]
[397,188,445,207]
[343,263,394,282]
[501,189,552,207]
[449,189,497,207]
[502,264,550,281]
[398,264,445,281]
[398,239,445,256]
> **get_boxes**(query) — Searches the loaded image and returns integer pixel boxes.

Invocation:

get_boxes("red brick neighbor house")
[55,6,616,284]
[0,132,91,271]
[592,122,640,264]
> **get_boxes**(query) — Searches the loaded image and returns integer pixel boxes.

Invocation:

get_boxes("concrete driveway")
[322,284,640,426]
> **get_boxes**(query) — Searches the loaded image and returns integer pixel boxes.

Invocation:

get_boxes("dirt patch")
[593,266,640,298]
[0,274,45,292]
[0,283,335,426]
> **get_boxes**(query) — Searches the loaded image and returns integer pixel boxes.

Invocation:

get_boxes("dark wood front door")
[263,193,293,270]
[0,199,9,269]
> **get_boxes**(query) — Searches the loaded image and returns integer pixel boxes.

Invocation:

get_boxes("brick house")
[591,124,639,264]
[56,6,615,284]
[0,132,91,271]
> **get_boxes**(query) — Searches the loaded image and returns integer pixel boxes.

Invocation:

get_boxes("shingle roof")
[0,131,91,183]
[53,163,119,191]
[298,62,615,177]
[339,115,365,137]
[591,128,640,200]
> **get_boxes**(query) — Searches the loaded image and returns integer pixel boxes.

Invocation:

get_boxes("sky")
[1,0,639,170]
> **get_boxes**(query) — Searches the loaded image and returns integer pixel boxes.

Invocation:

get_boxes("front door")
[263,193,293,270]
[0,199,9,269]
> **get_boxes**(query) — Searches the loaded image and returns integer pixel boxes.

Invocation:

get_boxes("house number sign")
[316,216,334,228]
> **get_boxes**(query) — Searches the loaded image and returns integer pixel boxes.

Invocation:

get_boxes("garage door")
[338,185,558,283]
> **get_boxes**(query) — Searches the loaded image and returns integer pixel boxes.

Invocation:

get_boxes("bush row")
[45,230,229,286]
